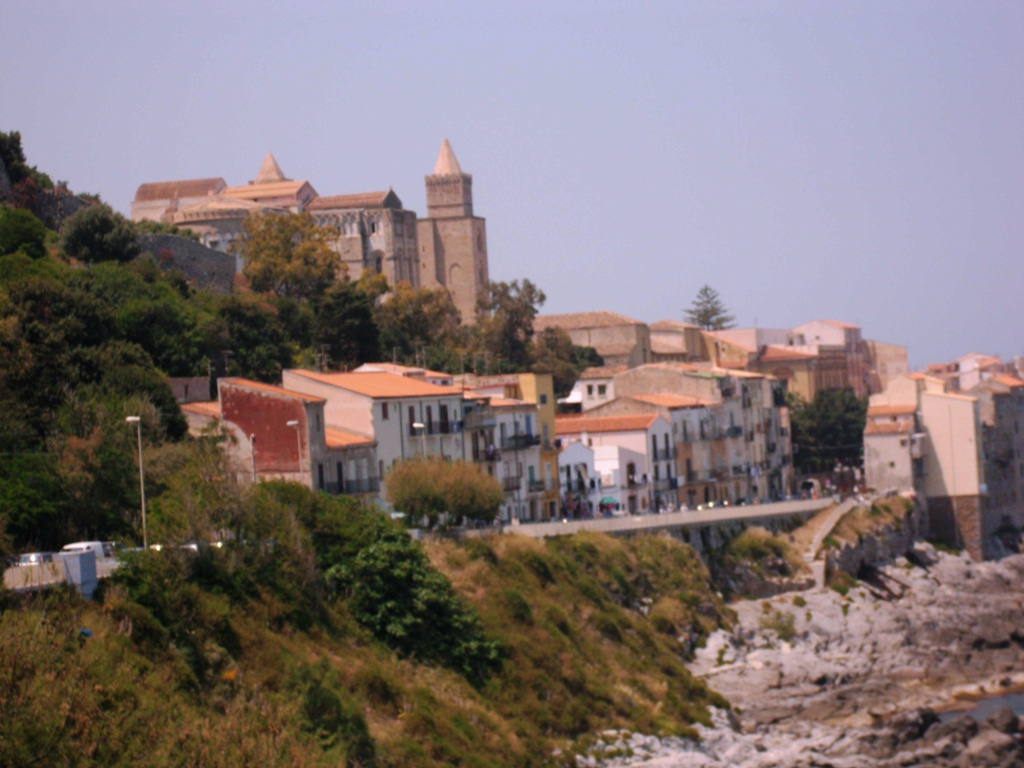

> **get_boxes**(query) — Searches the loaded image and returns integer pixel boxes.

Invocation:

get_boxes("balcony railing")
[501,476,522,492]
[408,419,463,437]
[653,477,674,492]
[651,447,675,462]
[623,476,648,489]
[527,479,545,494]
[500,433,541,451]
[462,411,496,431]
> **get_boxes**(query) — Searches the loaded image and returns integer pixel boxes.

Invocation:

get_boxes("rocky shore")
[581,545,1024,767]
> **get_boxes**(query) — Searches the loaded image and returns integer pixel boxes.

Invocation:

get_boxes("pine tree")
[684,284,735,330]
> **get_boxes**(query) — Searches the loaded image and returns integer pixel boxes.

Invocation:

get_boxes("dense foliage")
[788,387,868,473]
[386,456,503,528]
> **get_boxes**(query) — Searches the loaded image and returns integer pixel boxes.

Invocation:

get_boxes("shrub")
[0,206,47,259]
[60,204,140,264]
[325,525,504,687]
[759,609,796,642]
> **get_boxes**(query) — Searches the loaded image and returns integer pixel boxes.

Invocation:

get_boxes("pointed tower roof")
[432,138,463,175]
[254,151,288,184]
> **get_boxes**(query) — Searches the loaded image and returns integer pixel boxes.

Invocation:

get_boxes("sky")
[3,1,1022,370]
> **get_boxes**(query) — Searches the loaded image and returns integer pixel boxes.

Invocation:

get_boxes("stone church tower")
[417,139,489,323]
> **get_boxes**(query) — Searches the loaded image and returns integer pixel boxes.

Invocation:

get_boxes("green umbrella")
[600,497,618,505]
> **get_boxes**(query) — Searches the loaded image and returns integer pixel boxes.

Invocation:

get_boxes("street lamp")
[125,416,147,550]
[412,422,426,456]
[286,420,302,476]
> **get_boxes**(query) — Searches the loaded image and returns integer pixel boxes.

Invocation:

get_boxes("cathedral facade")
[130,139,489,323]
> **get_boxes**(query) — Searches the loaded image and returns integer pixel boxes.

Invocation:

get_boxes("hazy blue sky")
[3,1,1021,369]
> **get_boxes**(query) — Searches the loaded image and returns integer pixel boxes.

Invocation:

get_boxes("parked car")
[15,552,54,567]
[60,541,106,559]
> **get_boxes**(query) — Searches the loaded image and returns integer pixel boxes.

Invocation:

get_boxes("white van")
[60,541,107,559]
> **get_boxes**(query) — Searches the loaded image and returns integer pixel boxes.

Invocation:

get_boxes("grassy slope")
[0,531,731,768]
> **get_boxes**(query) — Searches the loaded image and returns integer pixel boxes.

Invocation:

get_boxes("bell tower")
[417,139,489,324]
[425,138,473,218]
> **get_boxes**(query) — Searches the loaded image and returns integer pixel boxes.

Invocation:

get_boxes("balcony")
[528,479,545,494]
[463,411,496,431]
[653,477,674,492]
[732,464,747,477]
[726,425,743,438]
[501,476,521,492]
[343,477,380,495]
[408,419,463,437]
[623,476,648,489]
[500,433,541,451]
[651,447,675,462]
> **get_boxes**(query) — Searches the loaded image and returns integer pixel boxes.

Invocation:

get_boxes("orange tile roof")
[579,365,628,380]
[535,310,644,331]
[357,362,452,381]
[703,331,755,353]
[759,345,816,362]
[867,404,917,416]
[993,374,1024,388]
[864,422,913,435]
[287,370,463,399]
[822,319,860,329]
[324,427,375,448]
[222,180,315,200]
[976,356,1004,369]
[556,414,659,435]
[630,393,709,408]
[220,377,325,403]
[181,401,220,417]
[307,191,401,210]
[134,178,225,202]
[649,320,700,330]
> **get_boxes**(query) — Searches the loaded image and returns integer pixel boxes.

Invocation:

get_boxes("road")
[506,496,837,540]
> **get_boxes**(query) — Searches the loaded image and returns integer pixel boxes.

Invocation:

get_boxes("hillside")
[1,500,731,767]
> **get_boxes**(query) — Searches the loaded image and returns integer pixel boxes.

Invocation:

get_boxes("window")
[587,385,594,396]
[539,393,548,405]
[408,405,415,426]
[597,384,607,397]
[382,402,389,420]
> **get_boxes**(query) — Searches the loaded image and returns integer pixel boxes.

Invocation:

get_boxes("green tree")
[474,278,545,371]
[530,326,603,398]
[0,130,53,189]
[788,387,868,473]
[684,284,735,330]
[0,207,47,259]
[209,297,293,383]
[233,212,338,301]
[324,520,504,687]
[312,280,380,368]
[59,204,140,264]
[374,281,463,367]
[387,456,503,528]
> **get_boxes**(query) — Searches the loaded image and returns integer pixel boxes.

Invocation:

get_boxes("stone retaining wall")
[137,233,234,294]
[825,499,927,580]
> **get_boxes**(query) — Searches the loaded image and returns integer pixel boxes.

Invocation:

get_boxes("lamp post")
[412,422,426,456]
[287,420,302,478]
[125,416,147,550]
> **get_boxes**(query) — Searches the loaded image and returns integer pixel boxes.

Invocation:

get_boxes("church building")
[130,139,489,324]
